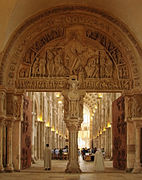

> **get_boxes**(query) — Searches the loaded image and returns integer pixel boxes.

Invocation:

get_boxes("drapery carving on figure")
[31,48,69,77]
[68,79,80,118]
[85,50,115,78]
[30,45,116,79]
[18,30,128,81]
[19,66,30,78]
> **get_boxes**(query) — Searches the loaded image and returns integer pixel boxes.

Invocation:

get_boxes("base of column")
[132,167,142,173]
[0,166,4,173]
[5,164,14,172]
[132,163,142,173]
[65,161,82,173]
[14,169,20,172]
[126,168,133,173]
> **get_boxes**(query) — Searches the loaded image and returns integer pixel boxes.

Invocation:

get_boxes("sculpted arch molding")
[0,5,141,92]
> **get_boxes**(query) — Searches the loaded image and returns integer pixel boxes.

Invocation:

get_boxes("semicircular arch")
[0,5,141,92]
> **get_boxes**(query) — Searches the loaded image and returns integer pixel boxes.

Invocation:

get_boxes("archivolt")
[0,5,141,91]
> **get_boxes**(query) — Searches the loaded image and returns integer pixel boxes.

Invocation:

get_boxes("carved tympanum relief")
[19,29,128,80]
[17,26,132,91]
[1,7,137,91]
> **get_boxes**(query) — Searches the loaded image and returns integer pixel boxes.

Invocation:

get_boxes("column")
[65,124,81,173]
[40,122,44,160]
[63,137,66,148]
[5,120,14,172]
[34,121,38,160]
[110,127,113,159]
[3,124,6,168]
[12,94,23,171]
[126,121,135,172]
[59,136,62,148]
[63,77,85,173]
[125,93,142,172]
[101,131,105,149]
[98,135,101,148]
[12,120,21,171]
[132,126,142,173]
[56,133,59,148]
[37,122,40,159]
[31,112,36,163]
[0,119,4,172]
[51,131,56,149]
[105,128,109,158]
[0,91,6,172]
[48,127,52,147]
[45,126,51,145]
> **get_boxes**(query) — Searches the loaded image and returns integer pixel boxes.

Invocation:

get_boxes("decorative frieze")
[16,78,133,91]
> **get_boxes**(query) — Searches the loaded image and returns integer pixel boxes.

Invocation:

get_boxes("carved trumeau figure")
[68,78,80,118]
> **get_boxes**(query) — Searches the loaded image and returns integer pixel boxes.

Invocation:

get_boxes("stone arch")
[0,5,142,92]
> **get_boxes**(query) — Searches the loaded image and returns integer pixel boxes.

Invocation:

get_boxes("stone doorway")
[21,91,122,173]
[0,5,142,173]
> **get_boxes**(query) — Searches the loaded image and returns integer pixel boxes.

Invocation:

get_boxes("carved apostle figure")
[39,57,46,76]
[68,78,80,118]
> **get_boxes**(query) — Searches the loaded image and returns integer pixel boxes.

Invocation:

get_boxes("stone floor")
[0,156,142,180]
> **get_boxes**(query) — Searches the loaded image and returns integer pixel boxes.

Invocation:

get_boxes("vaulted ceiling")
[0,0,142,52]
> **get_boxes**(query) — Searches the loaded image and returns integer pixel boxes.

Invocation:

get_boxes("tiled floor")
[0,156,142,180]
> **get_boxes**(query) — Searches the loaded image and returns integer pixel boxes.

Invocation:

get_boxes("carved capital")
[0,119,4,126]
[65,119,81,131]
[5,119,14,128]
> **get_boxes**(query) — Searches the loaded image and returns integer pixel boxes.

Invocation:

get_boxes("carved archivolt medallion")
[0,6,141,91]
